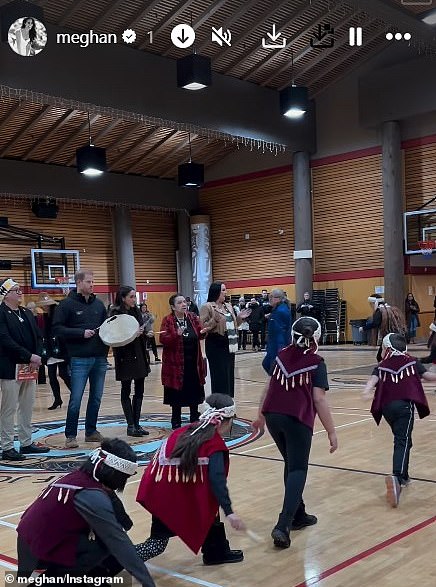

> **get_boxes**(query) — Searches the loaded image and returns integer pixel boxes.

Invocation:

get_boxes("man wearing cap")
[53,270,108,448]
[0,278,50,461]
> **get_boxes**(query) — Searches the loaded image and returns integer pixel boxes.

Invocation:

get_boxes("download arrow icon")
[171,23,195,49]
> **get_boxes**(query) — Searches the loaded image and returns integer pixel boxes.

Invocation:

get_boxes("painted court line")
[0,526,225,586]
[293,515,436,586]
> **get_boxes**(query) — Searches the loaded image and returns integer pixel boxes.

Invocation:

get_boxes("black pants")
[48,361,71,401]
[265,413,312,532]
[250,329,261,350]
[238,330,247,350]
[260,320,267,348]
[121,378,145,401]
[171,404,201,428]
[205,334,235,397]
[147,336,158,359]
[382,400,414,484]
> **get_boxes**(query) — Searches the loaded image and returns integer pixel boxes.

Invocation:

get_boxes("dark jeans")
[260,320,268,348]
[65,356,107,438]
[205,334,235,397]
[382,400,415,484]
[48,361,71,401]
[265,412,312,532]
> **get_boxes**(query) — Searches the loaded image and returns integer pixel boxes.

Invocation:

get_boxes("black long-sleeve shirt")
[208,451,233,516]
[74,490,155,587]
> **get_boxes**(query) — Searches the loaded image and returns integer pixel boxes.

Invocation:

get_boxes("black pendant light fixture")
[279,49,308,119]
[176,13,211,91]
[178,133,204,188]
[76,113,107,177]
[177,53,211,91]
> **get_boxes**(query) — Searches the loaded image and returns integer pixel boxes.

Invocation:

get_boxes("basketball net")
[55,276,72,296]
[418,240,435,257]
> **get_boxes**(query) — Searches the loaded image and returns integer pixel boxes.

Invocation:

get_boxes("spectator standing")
[262,289,292,374]
[0,278,50,461]
[247,298,263,351]
[53,270,108,449]
[233,297,249,351]
[109,286,151,437]
[140,303,160,363]
[404,293,420,343]
[260,289,272,350]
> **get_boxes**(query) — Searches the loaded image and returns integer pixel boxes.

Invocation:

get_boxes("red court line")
[294,515,436,587]
[0,553,17,565]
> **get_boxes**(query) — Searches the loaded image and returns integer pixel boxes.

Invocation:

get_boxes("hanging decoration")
[0,85,287,155]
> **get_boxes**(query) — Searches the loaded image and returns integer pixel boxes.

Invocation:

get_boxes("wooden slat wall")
[130,209,177,285]
[0,199,177,293]
[0,199,116,288]
[199,173,294,281]
[405,142,436,211]
[312,154,383,274]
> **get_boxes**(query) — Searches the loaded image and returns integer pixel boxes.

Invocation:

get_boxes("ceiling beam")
[88,0,121,30]
[0,101,22,133]
[0,104,50,157]
[124,129,179,174]
[22,110,77,160]
[58,0,90,27]
[108,127,161,169]
[45,113,99,164]
[156,133,199,177]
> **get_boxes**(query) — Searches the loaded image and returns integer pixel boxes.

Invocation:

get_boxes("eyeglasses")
[9,288,22,294]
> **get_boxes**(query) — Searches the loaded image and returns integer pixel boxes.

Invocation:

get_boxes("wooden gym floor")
[0,345,435,586]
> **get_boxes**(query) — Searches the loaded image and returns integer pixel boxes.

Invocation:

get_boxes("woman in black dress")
[159,294,207,429]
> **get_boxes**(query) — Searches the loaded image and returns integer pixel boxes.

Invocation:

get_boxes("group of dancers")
[15,311,436,584]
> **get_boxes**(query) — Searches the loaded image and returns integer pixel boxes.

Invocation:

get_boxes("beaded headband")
[190,401,236,435]
[89,448,138,478]
[382,333,407,356]
[292,317,322,353]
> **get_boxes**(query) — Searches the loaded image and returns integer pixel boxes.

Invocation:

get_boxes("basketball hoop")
[418,240,435,257]
[55,276,73,296]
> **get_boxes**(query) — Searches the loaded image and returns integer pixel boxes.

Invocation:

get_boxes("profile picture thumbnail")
[8,16,47,57]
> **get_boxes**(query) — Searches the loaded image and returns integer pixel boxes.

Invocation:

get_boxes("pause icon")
[349,27,362,46]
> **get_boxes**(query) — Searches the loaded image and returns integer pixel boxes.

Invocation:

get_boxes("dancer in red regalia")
[136,393,246,565]
[362,332,436,507]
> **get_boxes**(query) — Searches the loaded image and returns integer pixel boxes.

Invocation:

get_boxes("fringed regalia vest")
[262,345,323,430]
[137,425,229,554]
[371,354,430,424]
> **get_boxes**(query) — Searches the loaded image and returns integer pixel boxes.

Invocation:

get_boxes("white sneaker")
[65,437,79,449]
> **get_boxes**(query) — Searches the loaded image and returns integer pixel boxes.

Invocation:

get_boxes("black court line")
[231,452,436,485]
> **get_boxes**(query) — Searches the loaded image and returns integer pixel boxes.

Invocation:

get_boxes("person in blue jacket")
[262,289,292,374]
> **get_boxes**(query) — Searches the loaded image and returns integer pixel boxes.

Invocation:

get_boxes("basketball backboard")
[30,249,80,289]
[403,208,436,254]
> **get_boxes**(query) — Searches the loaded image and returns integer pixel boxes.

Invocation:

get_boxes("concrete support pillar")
[177,211,193,298]
[382,121,404,309]
[293,151,313,305]
[113,207,136,288]
[190,215,212,308]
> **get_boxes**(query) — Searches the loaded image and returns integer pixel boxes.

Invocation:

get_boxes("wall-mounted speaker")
[31,198,59,219]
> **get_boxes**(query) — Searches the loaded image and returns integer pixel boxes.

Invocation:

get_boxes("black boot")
[291,501,317,530]
[171,405,182,430]
[202,520,243,565]
[121,397,142,437]
[132,397,149,436]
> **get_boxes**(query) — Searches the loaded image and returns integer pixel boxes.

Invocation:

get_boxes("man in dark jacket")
[0,278,50,461]
[53,270,108,449]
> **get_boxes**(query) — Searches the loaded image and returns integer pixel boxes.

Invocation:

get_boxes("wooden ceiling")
[0,0,434,180]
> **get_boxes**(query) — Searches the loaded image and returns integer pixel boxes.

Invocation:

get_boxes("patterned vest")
[371,354,429,424]
[262,345,323,430]
[137,425,228,554]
